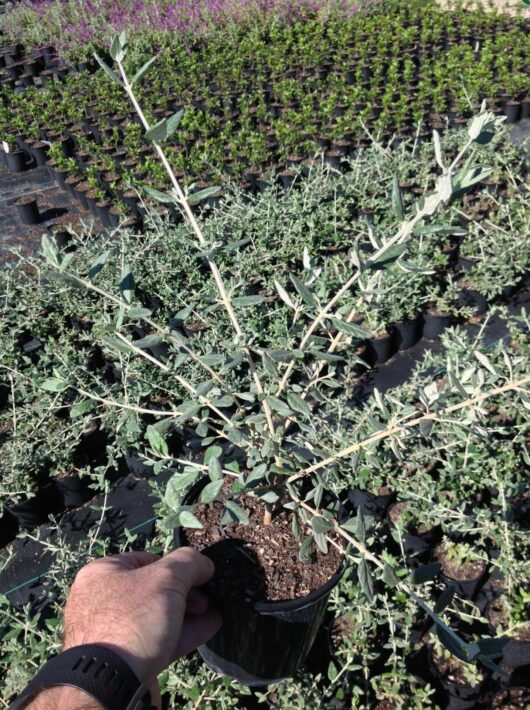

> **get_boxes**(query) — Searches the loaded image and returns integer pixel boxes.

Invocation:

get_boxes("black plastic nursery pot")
[52,474,94,509]
[503,101,521,125]
[14,196,40,225]
[457,287,487,316]
[0,509,19,548]
[427,646,484,710]
[439,563,487,600]
[174,476,344,686]
[5,485,63,531]
[50,230,71,250]
[124,449,154,478]
[6,149,26,173]
[365,331,396,366]
[422,309,452,340]
[395,315,421,351]
[501,640,530,670]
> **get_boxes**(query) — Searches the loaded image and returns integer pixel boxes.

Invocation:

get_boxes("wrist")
[27,685,102,710]
[65,641,151,685]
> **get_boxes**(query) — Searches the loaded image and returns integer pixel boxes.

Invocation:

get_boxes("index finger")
[157,547,214,591]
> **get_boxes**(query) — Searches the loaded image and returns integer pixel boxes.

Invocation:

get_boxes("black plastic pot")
[457,287,487,316]
[15,197,40,225]
[395,315,421,351]
[124,450,154,478]
[422,310,452,340]
[255,176,271,193]
[30,142,48,167]
[365,331,396,366]
[497,639,530,670]
[52,474,94,509]
[428,646,484,710]
[440,563,487,600]
[278,170,295,191]
[174,476,344,685]
[6,485,63,531]
[503,101,520,124]
[402,531,437,560]
[456,256,476,273]
[348,488,395,521]
[0,509,19,548]
[324,150,342,171]
[511,664,530,688]
[6,150,26,173]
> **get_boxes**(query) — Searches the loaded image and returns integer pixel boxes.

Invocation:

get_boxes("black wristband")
[9,645,153,710]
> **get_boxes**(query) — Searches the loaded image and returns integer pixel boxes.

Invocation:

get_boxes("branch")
[274,133,477,401]
[62,270,227,388]
[116,59,277,442]
[286,374,530,485]
[297,496,489,664]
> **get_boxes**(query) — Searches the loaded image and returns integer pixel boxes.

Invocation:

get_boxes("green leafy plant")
[27,33,530,674]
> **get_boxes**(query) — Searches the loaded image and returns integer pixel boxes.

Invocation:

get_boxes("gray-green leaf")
[88,249,112,280]
[41,234,61,268]
[131,55,158,85]
[119,264,135,305]
[312,516,334,535]
[232,296,265,307]
[70,400,96,417]
[42,378,68,392]
[409,562,442,585]
[200,479,223,504]
[329,317,370,339]
[222,500,249,525]
[204,446,223,464]
[287,392,311,417]
[93,52,121,85]
[178,510,203,529]
[290,274,316,308]
[146,425,169,458]
[391,174,404,220]
[144,185,175,204]
[208,457,223,481]
[358,559,374,601]
[188,185,221,204]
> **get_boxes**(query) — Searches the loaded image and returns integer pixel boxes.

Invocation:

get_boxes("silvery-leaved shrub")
[38,33,530,670]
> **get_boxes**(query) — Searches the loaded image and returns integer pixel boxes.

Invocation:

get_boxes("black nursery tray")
[0,162,102,267]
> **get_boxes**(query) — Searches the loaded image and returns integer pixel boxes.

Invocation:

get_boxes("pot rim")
[175,474,345,613]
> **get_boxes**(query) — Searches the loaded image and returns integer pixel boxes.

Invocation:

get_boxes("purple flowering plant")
[2,0,373,58]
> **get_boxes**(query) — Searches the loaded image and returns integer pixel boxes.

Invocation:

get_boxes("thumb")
[157,547,215,592]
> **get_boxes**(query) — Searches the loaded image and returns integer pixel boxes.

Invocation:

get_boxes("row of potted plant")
[0,1,529,195]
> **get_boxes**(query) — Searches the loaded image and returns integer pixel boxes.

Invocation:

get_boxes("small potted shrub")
[41,35,514,686]
[487,586,530,670]
[428,637,486,709]
[433,538,487,599]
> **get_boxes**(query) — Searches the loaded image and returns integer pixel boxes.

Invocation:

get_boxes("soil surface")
[431,646,484,687]
[433,543,485,581]
[329,614,356,651]
[492,688,530,708]
[488,597,530,640]
[186,479,342,602]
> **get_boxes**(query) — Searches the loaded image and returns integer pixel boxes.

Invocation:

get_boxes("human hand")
[52,547,220,708]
